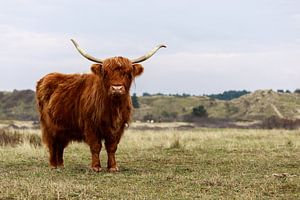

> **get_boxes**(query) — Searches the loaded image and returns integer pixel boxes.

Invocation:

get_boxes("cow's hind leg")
[41,127,58,169]
[49,141,58,169]
[56,140,67,168]
[46,135,67,169]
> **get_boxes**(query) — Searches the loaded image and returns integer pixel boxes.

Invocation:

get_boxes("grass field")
[0,127,299,199]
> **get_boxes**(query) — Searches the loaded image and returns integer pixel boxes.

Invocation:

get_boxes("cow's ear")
[91,64,102,75]
[132,64,144,77]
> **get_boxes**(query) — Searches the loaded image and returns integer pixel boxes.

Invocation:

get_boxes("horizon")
[1,88,298,97]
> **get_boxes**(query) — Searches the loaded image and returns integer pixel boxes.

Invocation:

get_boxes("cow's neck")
[106,95,130,114]
[104,95,131,129]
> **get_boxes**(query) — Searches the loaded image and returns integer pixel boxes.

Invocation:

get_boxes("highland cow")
[36,39,165,172]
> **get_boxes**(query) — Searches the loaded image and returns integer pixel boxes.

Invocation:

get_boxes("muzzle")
[110,85,125,97]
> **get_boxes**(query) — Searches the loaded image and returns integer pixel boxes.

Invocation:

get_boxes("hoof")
[108,167,119,173]
[90,166,102,172]
[50,165,64,171]
[50,165,57,170]
[57,164,64,168]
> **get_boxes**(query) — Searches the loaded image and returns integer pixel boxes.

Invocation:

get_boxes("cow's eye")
[127,73,132,79]
[102,71,108,78]
[123,72,132,79]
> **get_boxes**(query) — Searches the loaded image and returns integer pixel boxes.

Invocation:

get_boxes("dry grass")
[0,127,299,199]
[0,128,41,147]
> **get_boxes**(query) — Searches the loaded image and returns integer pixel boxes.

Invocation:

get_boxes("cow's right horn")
[71,39,104,63]
[131,44,166,63]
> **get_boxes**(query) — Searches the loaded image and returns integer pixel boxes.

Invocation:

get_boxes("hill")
[230,90,300,120]
[134,90,300,121]
[0,90,38,121]
[0,89,299,122]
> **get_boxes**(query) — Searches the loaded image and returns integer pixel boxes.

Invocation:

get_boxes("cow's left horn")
[131,44,166,63]
[70,39,104,63]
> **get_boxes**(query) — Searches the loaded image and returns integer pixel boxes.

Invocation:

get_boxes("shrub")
[192,105,208,118]
[143,114,154,122]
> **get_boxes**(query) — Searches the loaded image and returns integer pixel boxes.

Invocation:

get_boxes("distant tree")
[277,89,284,93]
[285,90,291,93]
[294,89,300,94]
[131,93,139,108]
[182,93,191,97]
[192,105,208,118]
[142,92,151,96]
[169,93,191,97]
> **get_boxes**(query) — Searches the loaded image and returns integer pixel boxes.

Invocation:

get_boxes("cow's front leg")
[105,141,119,172]
[89,142,102,172]
[86,135,102,172]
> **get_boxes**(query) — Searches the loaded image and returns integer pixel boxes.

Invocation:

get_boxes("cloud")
[0,0,299,93]
[0,25,66,59]
[135,50,300,94]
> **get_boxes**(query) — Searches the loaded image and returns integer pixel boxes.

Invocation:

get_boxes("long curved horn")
[70,39,104,63]
[131,44,166,63]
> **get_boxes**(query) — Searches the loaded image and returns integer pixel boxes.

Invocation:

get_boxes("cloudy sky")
[0,0,299,95]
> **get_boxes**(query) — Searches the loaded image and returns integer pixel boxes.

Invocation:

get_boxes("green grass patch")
[0,128,299,199]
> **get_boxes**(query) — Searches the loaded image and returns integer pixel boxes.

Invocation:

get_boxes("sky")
[0,0,299,95]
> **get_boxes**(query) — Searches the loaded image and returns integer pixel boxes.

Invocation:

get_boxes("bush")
[159,111,178,122]
[143,114,154,122]
[192,105,208,118]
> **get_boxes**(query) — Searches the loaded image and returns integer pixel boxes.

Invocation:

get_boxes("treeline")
[142,90,251,100]
[142,90,250,100]
[207,90,250,100]
[277,89,300,93]
[142,92,191,97]
[206,89,300,100]
[141,89,300,100]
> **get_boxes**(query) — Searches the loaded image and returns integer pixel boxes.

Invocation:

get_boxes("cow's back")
[36,73,88,129]
[36,73,65,112]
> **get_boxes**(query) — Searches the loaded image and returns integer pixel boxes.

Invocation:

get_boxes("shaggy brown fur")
[36,57,143,172]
